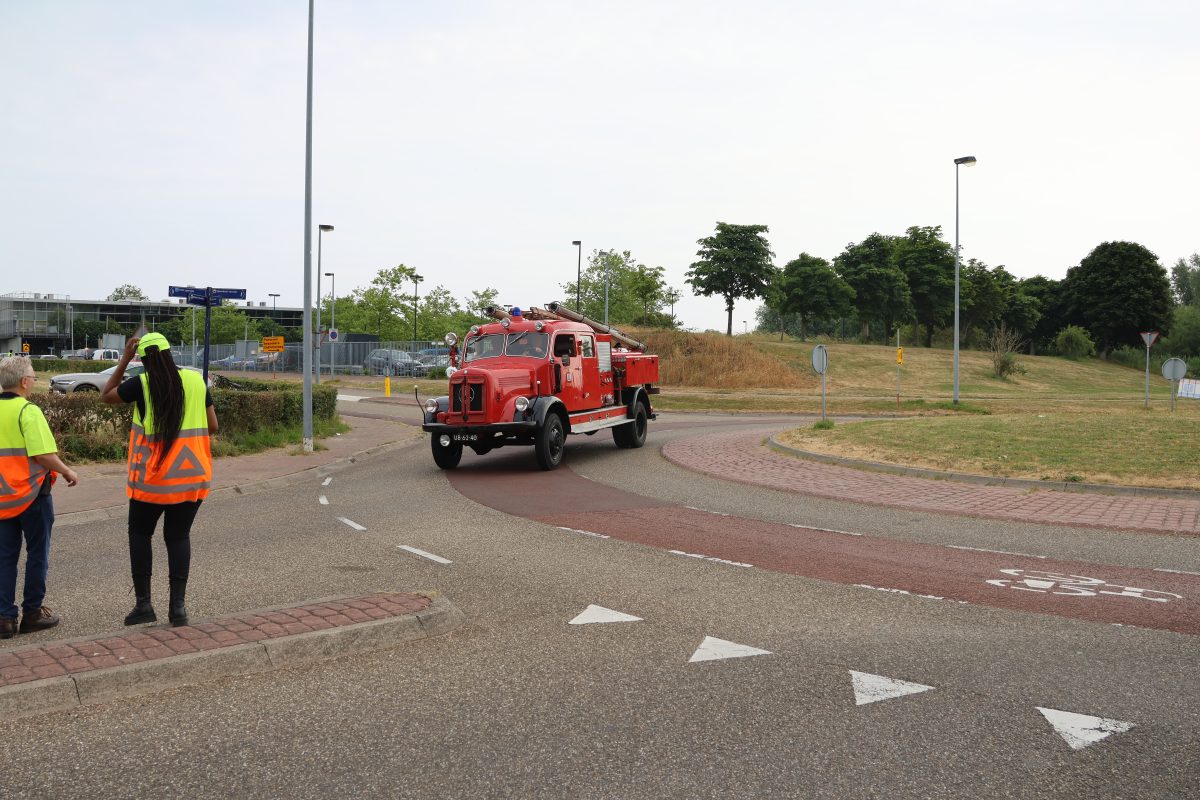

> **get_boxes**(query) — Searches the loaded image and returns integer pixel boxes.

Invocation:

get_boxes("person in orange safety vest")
[0,356,78,639]
[103,333,218,628]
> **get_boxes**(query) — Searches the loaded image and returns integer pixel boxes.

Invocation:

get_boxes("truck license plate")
[452,433,479,442]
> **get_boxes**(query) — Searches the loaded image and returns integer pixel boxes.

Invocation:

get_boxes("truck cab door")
[578,334,601,407]
[552,334,586,412]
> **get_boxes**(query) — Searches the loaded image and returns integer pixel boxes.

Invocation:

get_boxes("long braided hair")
[141,345,185,467]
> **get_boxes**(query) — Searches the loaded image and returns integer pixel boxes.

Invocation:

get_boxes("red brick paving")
[663,430,1200,535]
[0,592,430,689]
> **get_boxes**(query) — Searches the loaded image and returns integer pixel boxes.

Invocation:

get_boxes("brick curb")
[54,434,421,528]
[766,437,1200,500]
[0,591,463,720]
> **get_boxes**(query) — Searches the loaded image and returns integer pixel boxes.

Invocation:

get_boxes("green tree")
[1018,275,1064,355]
[833,233,911,341]
[1170,253,1200,307]
[776,253,855,340]
[1062,241,1174,357]
[958,259,1006,346]
[350,264,420,339]
[685,223,776,336]
[892,226,955,346]
[206,304,257,344]
[562,250,672,326]
[107,284,149,301]
[1162,306,1200,357]
[71,319,106,349]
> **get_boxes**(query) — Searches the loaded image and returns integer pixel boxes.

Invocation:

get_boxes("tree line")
[686,221,1198,362]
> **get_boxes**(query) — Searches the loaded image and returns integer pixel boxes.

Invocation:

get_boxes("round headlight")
[445,366,458,378]
[469,325,480,335]
[501,318,510,329]
[534,321,544,331]
[425,398,438,414]
[444,332,458,346]
[514,396,529,412]
[439,435,451,447]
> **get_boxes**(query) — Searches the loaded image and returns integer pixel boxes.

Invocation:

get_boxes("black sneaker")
[0,616,15,639]
[18,606,60,634]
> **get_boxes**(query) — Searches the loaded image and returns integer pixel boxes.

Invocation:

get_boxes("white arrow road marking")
[318,495,329,505]
[322,477,332,486]
[568,605,643,625]
[336,394,368,402]
[849,670,935,706]
[1036,707,1135,750]
[688,636,772,663]
[397,545,451,565]
[338,517,366,531]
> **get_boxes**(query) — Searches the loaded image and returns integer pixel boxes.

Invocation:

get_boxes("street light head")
[571,240,581,246]
[954,156,978,166]
[319,224,335,232]
[269,293,280,298]
[324,272,334,277]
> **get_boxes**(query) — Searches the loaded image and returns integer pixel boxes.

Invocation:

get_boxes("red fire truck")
[422,302,660,470]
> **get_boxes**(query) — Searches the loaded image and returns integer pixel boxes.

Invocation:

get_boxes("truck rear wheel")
[612,402,648,449]
[535,414,565,470]
[431,435,463,469]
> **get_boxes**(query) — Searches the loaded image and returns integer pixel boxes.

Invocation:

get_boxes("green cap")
[136,332,171,357]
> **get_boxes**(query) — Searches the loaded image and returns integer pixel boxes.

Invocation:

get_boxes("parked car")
[90,349,122,361]
[363,349,428,377]
[418,347,451,358]
[50,364,211,393]
[418,354,451,368]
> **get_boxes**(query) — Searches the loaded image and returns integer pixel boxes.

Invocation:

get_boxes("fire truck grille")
[451,380,485,415]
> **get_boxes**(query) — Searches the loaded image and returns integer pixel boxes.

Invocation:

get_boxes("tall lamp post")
[412,273,423,345]
[315,223,334,383]
[952,155,977,405]
[572,240,582,310]
[324,272,335,376]
[268,293,281,378]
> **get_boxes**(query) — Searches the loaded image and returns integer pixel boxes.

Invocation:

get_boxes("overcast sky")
[3,1,1197,332]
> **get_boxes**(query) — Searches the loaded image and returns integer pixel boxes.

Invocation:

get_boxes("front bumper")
[422,420,538,440]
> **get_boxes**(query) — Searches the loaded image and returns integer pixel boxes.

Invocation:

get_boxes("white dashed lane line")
[398,545,452,564]
[322,477,332,486]
[338,517,367,531]
[319,495,329,505]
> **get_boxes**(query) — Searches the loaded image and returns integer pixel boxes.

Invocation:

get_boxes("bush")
[813,419,835,430]
[26,379,338,463]
[31,358,110,374]
[1054,326,1096,360]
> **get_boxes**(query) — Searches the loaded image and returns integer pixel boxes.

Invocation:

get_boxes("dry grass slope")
[633,330,811,389]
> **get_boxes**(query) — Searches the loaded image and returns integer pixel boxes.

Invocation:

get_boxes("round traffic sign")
[328,328,339,343]
[811,344,828,375]
[1162,357,1187,381]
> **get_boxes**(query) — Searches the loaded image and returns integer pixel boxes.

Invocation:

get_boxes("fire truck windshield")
[505,332,549,358]
[464,334,504,362]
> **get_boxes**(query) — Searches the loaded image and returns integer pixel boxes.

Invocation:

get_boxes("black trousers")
[128,499,202,585]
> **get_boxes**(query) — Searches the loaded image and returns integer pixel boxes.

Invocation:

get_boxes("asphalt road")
[2,407,1197,799]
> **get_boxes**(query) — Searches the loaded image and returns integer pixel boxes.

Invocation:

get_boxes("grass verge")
[775,412,1200,490]
[210,416,350,458]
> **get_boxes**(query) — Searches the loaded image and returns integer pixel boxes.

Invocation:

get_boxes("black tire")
[431,435,463,469]
[612,402,648,449]
[74,384,99,392]
[534,413,566,470]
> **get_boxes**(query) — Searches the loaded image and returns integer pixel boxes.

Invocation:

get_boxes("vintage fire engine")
[422,302,660,470]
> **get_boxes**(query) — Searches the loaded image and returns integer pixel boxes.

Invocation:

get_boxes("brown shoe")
[18,606,60,634]
[0,616,15,639]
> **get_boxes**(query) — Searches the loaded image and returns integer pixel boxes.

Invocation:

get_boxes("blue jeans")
[0,493,54,620]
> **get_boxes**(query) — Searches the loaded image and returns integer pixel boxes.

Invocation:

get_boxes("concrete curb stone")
[0,593,462,721]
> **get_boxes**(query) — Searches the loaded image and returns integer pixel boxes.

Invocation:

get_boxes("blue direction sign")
[211,287,247,300]
[168,285,197,298]
[169,286,246,306]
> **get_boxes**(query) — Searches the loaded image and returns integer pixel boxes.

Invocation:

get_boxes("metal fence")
[174,341,445,376]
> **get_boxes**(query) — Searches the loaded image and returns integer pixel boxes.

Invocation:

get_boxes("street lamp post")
[412,273,423,346]
[324,272,335,376]
[269,293,280,379]
[952,155,977,405]
[572,241,582,311]
[315,223,334,383]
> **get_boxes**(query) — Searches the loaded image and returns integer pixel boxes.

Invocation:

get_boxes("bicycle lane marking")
[446,465,1200,635]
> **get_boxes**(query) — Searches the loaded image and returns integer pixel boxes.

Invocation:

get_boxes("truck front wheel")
[431,435,463,469]
[535,414,565,470]
[612,402,648,449]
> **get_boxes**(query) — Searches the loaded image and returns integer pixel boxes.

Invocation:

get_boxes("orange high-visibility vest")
[127,369,212,504]
[0,398,51,519]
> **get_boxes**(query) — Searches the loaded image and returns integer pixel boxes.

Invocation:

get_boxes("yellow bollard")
[384,376,391,397]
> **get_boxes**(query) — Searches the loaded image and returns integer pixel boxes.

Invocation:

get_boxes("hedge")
[25,379,338,462]
[31,358,112,374]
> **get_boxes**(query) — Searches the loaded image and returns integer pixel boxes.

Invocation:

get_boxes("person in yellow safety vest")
[102,333,218,628]
[0,356,79,640]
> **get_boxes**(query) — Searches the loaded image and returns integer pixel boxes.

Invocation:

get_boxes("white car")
[50,364,211,393]
[91,349,122,361]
